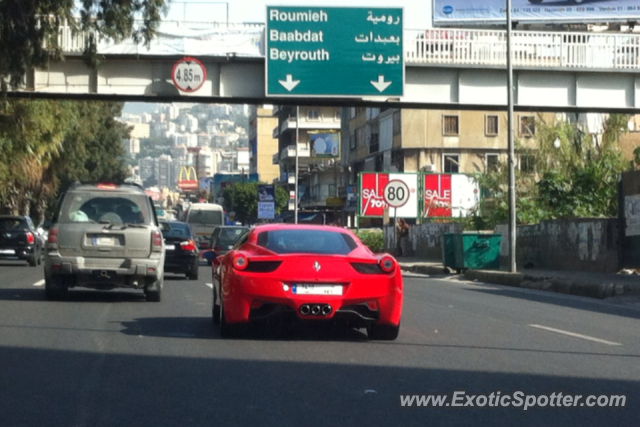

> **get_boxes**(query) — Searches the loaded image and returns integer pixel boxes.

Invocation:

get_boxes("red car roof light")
[96,183,118,190]
[233,253,248,271]
[379,256,396,273]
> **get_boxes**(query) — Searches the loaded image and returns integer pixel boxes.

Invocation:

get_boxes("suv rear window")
[58,192,152,225]
[256,229,357,255]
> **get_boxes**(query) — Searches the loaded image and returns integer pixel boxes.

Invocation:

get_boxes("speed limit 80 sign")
[384,180,410,208]
[172,57,207,93]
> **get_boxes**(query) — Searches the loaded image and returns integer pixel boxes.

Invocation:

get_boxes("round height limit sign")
[172,57,207,93]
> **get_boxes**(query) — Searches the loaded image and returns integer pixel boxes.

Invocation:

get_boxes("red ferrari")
[207,224,403,340]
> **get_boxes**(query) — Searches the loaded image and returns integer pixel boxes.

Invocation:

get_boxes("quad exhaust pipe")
[299,304,332,316]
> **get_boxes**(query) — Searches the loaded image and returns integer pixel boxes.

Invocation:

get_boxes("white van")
[184,203,225,248]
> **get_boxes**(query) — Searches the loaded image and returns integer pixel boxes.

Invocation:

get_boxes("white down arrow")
[279,74,300,91]
[371,75,392,93]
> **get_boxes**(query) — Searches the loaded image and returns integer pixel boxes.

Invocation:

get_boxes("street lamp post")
[507,0,517,272]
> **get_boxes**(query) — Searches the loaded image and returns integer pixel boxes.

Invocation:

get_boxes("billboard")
[359,172,419,218]
[257,185,275,220]
[424,174,479,218]
[433,0,640,26]
[310,133,340,159]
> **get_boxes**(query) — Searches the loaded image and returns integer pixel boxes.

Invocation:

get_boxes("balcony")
[280,144,310,160]
[279,117,341,134]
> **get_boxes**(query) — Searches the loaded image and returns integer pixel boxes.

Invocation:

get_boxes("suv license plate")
[94,236,115,246]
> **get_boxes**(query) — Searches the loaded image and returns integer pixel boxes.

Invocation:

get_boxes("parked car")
[161,220,199,280]
[0,215,44,266]
[207,225,249,258]
[205,224,403,340]
[43,182,166,301]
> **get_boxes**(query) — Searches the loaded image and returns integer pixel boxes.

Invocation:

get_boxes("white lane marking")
[529,324,622,346]
[33,279,45,287]
[205,283,213,289]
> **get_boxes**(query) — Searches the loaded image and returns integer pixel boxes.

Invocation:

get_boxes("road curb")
[400,263,640,300]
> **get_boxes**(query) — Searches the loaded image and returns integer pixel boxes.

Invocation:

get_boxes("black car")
[162,220,199,280]
[0,215,43,266]
[208,225,249,258]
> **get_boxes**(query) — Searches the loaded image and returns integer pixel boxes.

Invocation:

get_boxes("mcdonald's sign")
[177,166,198,190]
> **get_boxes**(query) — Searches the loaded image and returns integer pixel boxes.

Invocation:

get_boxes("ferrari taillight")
[47,227,58,244]
[232,253,248,270]
[180,240,197,252]
[26,232,35,244]
[379,256,396,273]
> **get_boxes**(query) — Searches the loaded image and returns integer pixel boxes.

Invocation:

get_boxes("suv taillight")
[26,232,35,244]
[47,227,58,244]
[152,230,163,251]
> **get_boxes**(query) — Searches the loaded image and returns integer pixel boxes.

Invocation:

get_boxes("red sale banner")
[424,174,452,217]
[360,173,390,217]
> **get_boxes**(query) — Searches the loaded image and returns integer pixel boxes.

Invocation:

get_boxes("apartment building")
[248,105,280,185]
[271,106,342,211]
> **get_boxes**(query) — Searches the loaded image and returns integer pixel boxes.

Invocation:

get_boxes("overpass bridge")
[7,21,640,112]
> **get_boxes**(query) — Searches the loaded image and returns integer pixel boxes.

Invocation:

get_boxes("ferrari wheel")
[367,323,400,341]
[219,301,241,338]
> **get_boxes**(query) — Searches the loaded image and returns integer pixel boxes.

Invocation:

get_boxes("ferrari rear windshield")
[257,229,357,255]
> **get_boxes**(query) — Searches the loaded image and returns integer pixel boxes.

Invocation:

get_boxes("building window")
[356,127,365,148]
[486,154,499,172]
[520,153,535,173]
[350,131,356,151]
[485,115,499,136]
[307,109,319,120]
[443,154,459,173]
[443,115,459,136]
[393,111,401,135]
[519,115,535,137]
[369,133,379,154]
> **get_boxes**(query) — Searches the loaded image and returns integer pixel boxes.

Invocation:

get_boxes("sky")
[164,0,432,29]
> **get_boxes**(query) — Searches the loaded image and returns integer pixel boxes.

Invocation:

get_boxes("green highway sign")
[266,6,404,97]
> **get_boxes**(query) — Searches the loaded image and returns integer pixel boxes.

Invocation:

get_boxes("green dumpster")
[443,233,502,272]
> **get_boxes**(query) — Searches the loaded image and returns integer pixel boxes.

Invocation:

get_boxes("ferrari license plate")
[292,284,343,295]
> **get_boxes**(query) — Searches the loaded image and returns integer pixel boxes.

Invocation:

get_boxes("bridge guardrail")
[56,19,640,70]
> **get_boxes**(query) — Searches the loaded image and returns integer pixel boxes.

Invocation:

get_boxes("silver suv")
[44,182,165,301]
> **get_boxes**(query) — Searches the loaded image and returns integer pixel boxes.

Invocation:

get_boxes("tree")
[221,182,288,224]
[474,114,630,228]
[0,99,130,222]
[0,0,168,91]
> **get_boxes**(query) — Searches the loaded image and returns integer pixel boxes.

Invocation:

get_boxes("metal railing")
[404,28,640,70]
[56,19,640,70]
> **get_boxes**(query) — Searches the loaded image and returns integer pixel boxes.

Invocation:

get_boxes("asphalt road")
[0,262,638,427]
